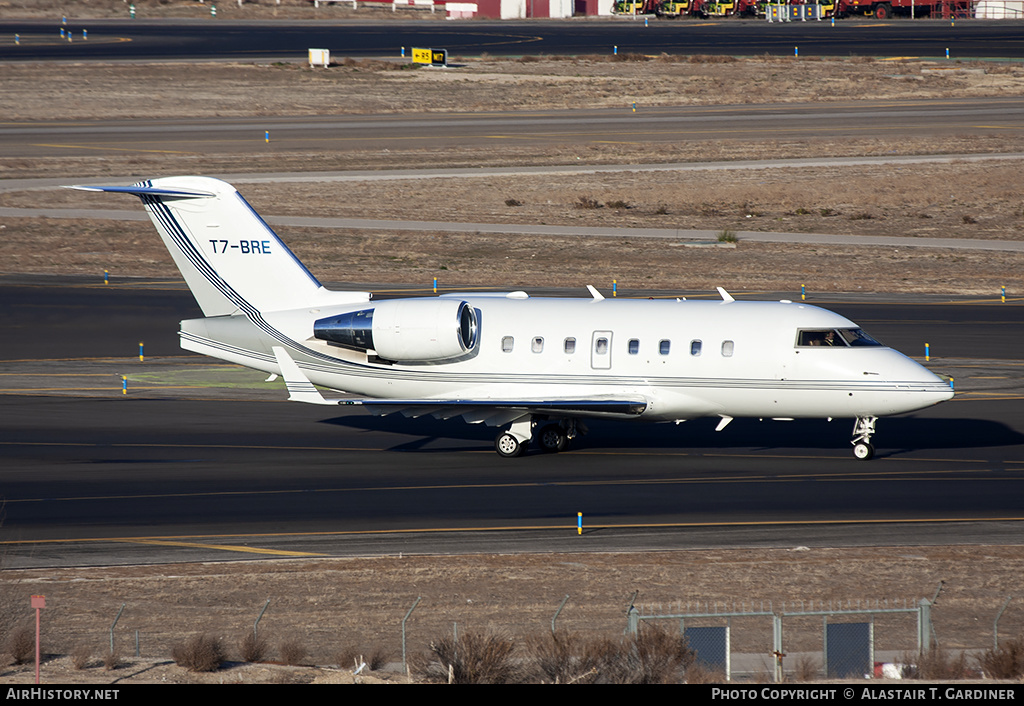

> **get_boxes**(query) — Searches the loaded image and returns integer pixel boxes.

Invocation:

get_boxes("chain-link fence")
[625,598,962,681]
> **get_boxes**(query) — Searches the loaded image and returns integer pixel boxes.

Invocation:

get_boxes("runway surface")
[2,18,1023,62]
[1,278,1022,568]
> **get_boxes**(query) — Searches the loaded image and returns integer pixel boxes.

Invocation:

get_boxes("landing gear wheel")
[853,441,875,461]
[495,432,527,458]
[537,424,569,453]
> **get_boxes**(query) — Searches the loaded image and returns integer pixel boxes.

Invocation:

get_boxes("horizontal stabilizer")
[68,185,215,199]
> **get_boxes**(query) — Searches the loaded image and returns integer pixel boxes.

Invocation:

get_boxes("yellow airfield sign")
[412,47,447,66]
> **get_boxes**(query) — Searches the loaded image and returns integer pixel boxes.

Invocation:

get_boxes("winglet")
[717,287,735,303]
[272,346,338,405]
[586,285,605,301]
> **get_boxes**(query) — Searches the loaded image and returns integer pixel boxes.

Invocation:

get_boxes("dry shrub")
[528,631,606,684]
[612,625,695,684]
[279,636,307,666]
[613,52,651,63]
[423,631,519,684]
[531,626,693,684]
[793,655,820,682]
[334,645,361,670]
[239,631,268,663]
[978,637,1024,679]
[687,54,738,64]
[335,645,388,671]
[367,646,391,671]
[902,648,970,680]
[574,195,603,210]
[685,661,726,684]
[338,57,405,72]
[103,650,121,671]
[71,645,91,670]
[172,633,225,672]
[5,626,34,664]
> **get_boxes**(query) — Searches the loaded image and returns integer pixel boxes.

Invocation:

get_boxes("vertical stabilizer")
[72,177,324,317]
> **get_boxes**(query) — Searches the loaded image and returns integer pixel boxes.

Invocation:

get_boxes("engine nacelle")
[313,299,478,363]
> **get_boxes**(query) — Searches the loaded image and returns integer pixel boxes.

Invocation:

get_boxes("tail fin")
[72,176,332,317]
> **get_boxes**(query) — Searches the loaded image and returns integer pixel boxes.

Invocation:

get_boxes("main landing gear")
[851,415,877,460]
[494,416,579,457]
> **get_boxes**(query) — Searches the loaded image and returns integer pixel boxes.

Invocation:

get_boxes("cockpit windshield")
[796,328,884,348]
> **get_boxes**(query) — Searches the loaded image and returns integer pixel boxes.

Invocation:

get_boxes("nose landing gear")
[851,416,877,460]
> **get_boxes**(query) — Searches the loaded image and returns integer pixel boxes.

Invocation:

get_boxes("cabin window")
[564,337,576,354]
[722,340,734,357]
[659,340,671,356]
[501,336,514,353]
[532,336,544,353]
[690,340,702,356]
[628,339,640,355]
[595,337,609,355]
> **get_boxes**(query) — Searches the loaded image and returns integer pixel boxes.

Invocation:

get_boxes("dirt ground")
[1,33,1023,684]
[8,155,1024,294]
[2,57,1024,293]
[3,547,1024,684]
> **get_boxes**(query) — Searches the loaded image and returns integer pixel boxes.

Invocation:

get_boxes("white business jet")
[74,176,953,459]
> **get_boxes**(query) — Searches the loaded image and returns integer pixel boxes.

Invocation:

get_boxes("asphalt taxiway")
[1,277,1022,568]
[4,98,1023,161]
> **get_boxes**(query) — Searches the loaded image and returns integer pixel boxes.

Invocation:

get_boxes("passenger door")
[591,331,612,370]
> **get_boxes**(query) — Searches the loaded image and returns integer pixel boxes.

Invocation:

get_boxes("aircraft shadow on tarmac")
[320,414,1024,456]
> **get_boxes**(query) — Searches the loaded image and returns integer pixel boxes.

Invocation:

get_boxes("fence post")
[551,595,570,634]
[626,605,639,635]
[109,603,125,655]
[253,598,271,640]
[773,613,784,683]
[917,598,933,652]
[402,596,421,677]
[993,596,1012,650]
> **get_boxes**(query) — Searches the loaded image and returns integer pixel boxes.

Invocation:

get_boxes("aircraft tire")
[852,441,875,460]
[495,432,527,458]
[537,424,569,453]
[874,2,891,18]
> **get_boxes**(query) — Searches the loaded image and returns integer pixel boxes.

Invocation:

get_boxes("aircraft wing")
[351,398,647,426]
[271,347,646,426]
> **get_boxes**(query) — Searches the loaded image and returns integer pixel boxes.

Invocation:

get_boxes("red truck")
[833,0,972,18]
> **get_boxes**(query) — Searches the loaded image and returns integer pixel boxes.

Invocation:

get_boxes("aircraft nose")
[885,351,954,403]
